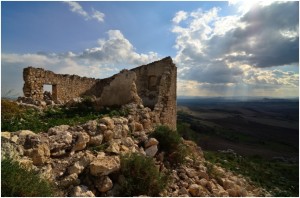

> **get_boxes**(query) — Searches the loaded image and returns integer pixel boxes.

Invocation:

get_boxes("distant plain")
[177,98,299,160]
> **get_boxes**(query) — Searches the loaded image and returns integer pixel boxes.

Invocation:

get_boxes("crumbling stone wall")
[23,68,108,103]
[131,57,177,129]
[22,57,177,129]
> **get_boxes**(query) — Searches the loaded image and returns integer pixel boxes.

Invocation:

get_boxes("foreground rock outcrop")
[2,103,270,197]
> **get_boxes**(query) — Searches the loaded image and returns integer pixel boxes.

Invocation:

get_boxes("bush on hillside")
[150,125,188,167]
[118,153,169,196]
[1,157,55,197]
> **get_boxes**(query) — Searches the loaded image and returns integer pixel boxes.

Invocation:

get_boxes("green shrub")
[150,125,188,167]
[150,125,181,153]
[1,157,55,196]
[118,153,169,196]
[167,143,188,167]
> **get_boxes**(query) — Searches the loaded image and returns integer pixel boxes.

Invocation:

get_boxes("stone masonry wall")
[22,57,177,129]
[131,57,177,129]
[23,68,103,103]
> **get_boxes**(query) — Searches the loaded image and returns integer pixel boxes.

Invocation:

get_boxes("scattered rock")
[145,138,159,148]
[60,173,80,188]
[70,185,95,197]
[134,122,144,132]
[31,144,50,165]
[48,125,70,135]
[106,141,120,154]
[89,134,103,146]
[103,130,113,142]
[95,176,113,192]
[73,132,90,151]
[121,137,135,147]
[188,184,201,197]
[99,117,115,130]
[1,132,11,140]
[99,124,107,132]
[145,145,158,157]
[90,156,120,176]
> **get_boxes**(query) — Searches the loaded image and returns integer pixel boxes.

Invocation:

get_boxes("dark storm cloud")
[180,61,243,83]
[208,1,299,67]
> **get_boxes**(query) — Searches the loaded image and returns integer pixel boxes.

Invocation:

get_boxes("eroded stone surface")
[90,156,120,176]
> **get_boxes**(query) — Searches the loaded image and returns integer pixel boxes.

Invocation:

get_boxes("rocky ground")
[1,103,271,197]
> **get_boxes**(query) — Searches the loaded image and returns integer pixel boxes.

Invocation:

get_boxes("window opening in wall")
[43,84,54,101]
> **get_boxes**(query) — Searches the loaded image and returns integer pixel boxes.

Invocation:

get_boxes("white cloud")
[64,1,88,18]
[64,1,105,23]
[79,30,159,66]
[92,9,105,23]
[172,11,188,24]
[172,1,299,97]
[1,29,160,97]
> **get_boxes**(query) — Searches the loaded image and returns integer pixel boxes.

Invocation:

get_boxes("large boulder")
[90,156,120,176]
[48,127,72,152]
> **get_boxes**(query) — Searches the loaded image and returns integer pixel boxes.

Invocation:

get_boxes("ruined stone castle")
[22,57,177,129]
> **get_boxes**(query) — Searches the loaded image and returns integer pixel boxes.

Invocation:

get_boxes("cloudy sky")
[2,1,299,98]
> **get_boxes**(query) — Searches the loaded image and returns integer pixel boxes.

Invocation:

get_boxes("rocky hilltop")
[2,102,269,197]
[2,57,270,196]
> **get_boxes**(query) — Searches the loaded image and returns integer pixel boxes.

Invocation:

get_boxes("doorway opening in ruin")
[43,84,58,101]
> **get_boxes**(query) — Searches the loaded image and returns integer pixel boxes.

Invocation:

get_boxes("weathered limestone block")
[89,134,103,146]
[1,132,11,140]
[134,122,144,132]
[99,117,115,130]
[113,124,123,139]
[73,132,90,151]
[48,131,72,151]
[103,130,113,142]
[106,141,120,154]
[70,185,95,197]
[121,137,135,147]
[188,184,202,197]
[145,138,159,148]
[83,120,99,136]
[145,145,158,157]
[48,125,70,135]
[31,144,50,165]
[68,153,94,175]
[90,156,120,176]
[95,176,113,192]
[59,173,80,188]
[98,124,107,132]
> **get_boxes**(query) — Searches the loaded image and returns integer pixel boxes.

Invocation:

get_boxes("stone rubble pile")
[1,103,270,197]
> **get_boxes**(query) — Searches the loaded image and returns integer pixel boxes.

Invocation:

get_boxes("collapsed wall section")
[131,57,177,129]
